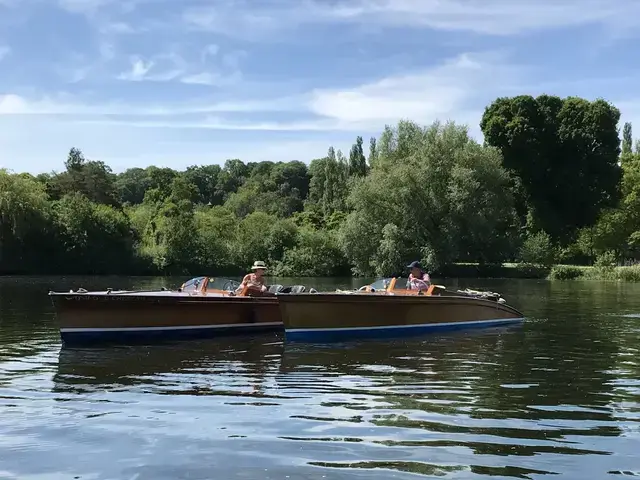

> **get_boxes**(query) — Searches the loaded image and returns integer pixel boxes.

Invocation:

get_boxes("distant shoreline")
[3,263,639,282]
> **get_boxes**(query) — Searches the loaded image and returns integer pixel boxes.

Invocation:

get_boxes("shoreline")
[2,263,639,282]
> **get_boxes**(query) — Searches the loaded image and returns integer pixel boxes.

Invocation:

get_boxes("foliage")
[481,95,622,244]
[341,120,519,276]
[519,231,557,268]
[548,265,585,280]
[4,99,640,279]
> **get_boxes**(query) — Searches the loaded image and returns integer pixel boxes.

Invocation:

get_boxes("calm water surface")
[0,276,639,479]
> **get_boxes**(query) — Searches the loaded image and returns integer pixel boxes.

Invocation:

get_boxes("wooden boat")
[48,276,312,346]
[49,274,522,346]
[277,277,525,342]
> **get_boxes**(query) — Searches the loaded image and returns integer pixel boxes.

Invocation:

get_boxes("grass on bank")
[445,262,640,282]
[547,264,640,282]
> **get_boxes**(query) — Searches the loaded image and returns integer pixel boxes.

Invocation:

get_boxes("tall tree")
[368,137,377,166]
[480,95,622,244]
[622,122,633,155]
[341,121,519,276]
[348,136,367,177]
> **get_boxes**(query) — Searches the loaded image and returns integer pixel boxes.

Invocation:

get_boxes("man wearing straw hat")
[236,260,268,294]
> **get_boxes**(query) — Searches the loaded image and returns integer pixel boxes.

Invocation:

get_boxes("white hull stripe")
[285,318,524,333]
[60,322,282,333]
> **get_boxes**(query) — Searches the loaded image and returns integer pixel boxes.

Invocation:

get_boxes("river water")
[0,275,638,479]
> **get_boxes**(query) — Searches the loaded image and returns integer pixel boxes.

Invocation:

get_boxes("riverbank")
[441,263,640,282]
[547,264,640,282]
[2,262,639,281]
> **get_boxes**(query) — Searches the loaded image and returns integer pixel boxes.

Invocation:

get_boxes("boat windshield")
[181,276,206,292]
[368,277,410,291]
[206,277,241,292]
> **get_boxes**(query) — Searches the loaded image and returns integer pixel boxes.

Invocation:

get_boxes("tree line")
[2,94,639,278]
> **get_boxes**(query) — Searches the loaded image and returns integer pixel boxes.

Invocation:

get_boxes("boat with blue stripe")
[278,278,525,343]
[48,276,310,346]
[48,276,524,346]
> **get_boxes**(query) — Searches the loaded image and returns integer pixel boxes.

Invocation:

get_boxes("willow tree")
[340,120,519,276]
[0,170,53,272]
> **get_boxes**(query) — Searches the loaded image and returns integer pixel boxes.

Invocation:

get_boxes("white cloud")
[117,54,184,82]
[2,50,639,148]
[73,117,340,132]
[0,52,526,143]
[181,71,241,86]
[0,45,10,61]
[306,52,526,134]
[114,48,242,85]
[98,21,137,34]
[56,0,115,15]
[182,0,640,38]
[0,93,305,116]
[0,114,353,174]
[117,57,152,80]
[333,0,632,35]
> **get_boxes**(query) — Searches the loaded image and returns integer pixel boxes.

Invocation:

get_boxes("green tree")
[349,136,368,177]
[53,193,135,273]
[0,170,54,273]
[368,136,377,167]
[341,120,519,276]
[480,95,622,244]
[114,167,152,205]
[181,165,223,205]
[322,147,349,216]
[46,148,120,207]
[622,122,633,156]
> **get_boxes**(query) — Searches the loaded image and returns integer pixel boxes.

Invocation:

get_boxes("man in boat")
[236,260,269,295]
[406,261,431,290]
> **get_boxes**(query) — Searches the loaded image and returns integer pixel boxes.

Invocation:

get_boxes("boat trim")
[285,317,524,341]
[60,321,283,333]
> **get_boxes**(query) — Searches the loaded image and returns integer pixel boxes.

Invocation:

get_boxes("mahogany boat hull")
[49,290,282,345]
[277,293,525,342]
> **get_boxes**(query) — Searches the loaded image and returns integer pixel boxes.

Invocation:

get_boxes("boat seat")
[268,284,285,293]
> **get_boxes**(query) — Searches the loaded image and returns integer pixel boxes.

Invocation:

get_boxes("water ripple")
[1,278,640,479]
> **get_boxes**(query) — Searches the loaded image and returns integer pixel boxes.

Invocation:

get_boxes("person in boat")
[406,261,431,290]
[236,260,268,294]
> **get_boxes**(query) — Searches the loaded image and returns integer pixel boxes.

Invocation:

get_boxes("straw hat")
[251,260,267,271]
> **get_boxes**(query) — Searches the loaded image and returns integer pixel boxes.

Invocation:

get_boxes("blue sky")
[1,0,639,174]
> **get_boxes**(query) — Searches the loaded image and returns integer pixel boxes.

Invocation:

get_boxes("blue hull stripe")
[60,322,282,345]
[284,318,525,342]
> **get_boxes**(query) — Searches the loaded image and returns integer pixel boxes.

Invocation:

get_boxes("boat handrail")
[49,287,172,296]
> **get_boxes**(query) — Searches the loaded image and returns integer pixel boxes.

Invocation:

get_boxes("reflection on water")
[0,275,639,479]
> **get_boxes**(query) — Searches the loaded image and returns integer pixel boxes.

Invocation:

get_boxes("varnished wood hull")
[49,291,281,346]
[277,293,525,342]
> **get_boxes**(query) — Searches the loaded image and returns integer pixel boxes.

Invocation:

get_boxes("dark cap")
[406,261,422,269]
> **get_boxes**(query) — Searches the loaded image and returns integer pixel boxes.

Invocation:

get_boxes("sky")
[1,0,640,175]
